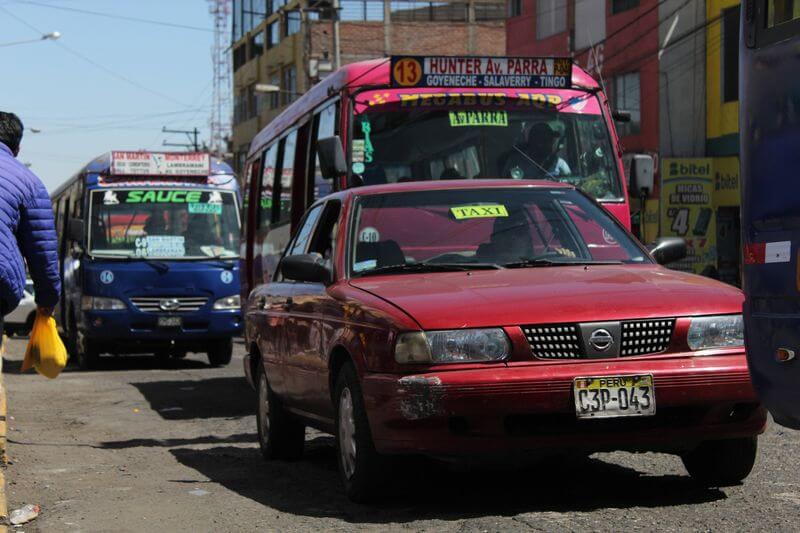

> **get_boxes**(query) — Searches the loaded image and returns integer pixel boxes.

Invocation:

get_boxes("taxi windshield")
[350,187,648,275]
[352,94,622,200]
[88,188,240,259]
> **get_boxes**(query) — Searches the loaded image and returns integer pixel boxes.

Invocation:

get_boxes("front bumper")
[80,310,242,351]
[361,353,766,456]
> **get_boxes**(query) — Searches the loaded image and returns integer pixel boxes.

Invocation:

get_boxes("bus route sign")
[390,56,572,89]
[111,151,211,177]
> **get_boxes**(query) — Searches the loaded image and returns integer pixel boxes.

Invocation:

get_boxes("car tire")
[682,437,758,486]
[207,338,233,367]
[334,361,387,503]
[76,331,100,371]
[256,364,305,461]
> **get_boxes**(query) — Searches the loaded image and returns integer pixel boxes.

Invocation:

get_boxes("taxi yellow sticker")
[449,110,508,127]
[451,204,509,219]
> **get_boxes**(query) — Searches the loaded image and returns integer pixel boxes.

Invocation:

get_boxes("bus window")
[259,144,278,229]
[278,130,297,224]
[309,102,338,201]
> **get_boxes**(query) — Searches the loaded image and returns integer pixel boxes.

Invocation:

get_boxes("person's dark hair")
[0,112,23,155]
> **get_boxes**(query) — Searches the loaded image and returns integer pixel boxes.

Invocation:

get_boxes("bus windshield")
[88,188,240,259]
[352,95,622,200]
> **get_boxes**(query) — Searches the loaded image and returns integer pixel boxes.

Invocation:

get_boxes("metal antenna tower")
[208,0,232,156]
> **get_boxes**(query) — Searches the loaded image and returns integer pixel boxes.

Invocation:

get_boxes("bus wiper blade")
[504,258,623,268]
[358,262,498,276]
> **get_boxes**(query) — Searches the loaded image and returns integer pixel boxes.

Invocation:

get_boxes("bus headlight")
[213,294,241,310]
[687,315,744,351]
[81,296,126,311]
[395,329,510,364]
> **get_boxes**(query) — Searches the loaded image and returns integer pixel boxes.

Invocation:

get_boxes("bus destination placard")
[390,56,572,89]
[111,152,211,177]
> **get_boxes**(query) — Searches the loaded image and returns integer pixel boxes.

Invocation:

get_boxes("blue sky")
[1,0,217,191]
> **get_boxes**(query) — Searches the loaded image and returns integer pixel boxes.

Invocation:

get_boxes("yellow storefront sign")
[660,158,717,274]
[713,156,740,207]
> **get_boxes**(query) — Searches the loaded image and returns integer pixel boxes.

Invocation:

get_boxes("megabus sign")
[390,56,572,89]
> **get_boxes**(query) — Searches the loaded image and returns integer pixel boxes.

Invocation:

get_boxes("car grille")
[522,318,676,359]
[521,324,582,359]
[130,296,208,313]
[620,319,675,356]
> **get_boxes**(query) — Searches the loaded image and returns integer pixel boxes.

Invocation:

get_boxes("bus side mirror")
[630,154,654,195]
[68,218,85,242]
[648,237,686,265]
[613,110,631,123]
[317,136,347,180]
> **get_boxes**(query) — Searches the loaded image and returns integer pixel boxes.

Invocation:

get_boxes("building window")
[612,72,641,136]
[341,0,385,21]
[475,2,506,21]
[722,5,740,103]
[233,44,247,72]
[268,21,280,47]
[285,11,302,37]
[768,0,800,26]
[612,0,639,14]
[269,72,280,109]
[249,29,264,60]
[391,1,463,22]
[282,66,297,106]
[508,0,522,18]
[536,0,566,39]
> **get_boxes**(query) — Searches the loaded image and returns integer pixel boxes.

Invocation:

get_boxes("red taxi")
[243,180,765,502]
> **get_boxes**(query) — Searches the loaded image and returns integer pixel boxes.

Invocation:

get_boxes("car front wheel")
[256,365,304,460]
[207,338,233,366]
[334,362,387,503]
[682,437,758,486]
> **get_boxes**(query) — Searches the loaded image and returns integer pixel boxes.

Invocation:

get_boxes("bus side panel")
[740,12,800,428]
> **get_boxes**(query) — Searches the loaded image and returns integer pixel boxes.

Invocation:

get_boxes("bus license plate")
[573,375,655,419]
[157,316,182,328]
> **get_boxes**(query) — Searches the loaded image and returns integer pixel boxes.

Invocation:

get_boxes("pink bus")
[240,56,650,300]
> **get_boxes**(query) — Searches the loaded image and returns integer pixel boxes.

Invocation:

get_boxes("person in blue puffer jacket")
[0,112,61,341]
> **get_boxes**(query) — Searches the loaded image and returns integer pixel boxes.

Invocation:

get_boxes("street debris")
[9,504,40,525]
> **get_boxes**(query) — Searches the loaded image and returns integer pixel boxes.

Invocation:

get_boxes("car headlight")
[81,296,126,311]
[213,294,241,310]
[395,328,510,364]
[687,314,743,351]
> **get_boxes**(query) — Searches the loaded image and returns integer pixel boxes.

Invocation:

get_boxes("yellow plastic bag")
[21,311,67,379]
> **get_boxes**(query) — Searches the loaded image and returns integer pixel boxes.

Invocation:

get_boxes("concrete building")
[230,0,508,173]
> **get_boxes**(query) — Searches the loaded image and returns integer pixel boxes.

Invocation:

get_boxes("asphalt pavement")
[2,335,799,532]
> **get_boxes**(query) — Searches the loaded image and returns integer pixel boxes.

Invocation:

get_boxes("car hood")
[349,265,743,329]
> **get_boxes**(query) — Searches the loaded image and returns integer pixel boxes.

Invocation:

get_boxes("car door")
[275,202,326,408]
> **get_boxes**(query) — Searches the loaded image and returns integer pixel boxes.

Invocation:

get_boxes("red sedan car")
[243,180,765,502]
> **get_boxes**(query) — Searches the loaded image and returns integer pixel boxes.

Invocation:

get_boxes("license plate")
[157,316,182,328]
[573,375,655,419]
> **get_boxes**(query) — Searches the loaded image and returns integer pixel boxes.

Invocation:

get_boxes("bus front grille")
[130,296,208,313]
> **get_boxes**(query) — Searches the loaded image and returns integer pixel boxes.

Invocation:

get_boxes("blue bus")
[741,1,800,428]
[51,151,242,369]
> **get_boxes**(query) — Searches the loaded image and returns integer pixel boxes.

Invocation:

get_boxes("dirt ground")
[2,335,799,532]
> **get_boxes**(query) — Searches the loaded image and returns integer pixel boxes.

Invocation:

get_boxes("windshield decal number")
[451,204,509,220]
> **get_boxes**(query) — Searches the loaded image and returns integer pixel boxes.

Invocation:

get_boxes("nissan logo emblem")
[589,329,614,351]
[159,298,181,312]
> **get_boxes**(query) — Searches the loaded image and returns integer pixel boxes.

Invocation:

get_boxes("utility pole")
[162,127,200,151]
[332,0,341,70]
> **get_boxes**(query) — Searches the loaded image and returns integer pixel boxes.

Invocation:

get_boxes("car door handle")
[283,297,294,310]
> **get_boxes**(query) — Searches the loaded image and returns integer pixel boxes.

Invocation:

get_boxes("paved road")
[2,335,799,532]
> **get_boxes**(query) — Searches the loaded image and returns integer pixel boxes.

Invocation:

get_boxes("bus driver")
[504,121,571,180]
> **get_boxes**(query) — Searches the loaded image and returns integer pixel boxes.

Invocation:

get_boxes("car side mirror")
[280,253,330,284]
[630,154,654,195]
[68,218,85,242]
[317,136,347,181]
[648,237,686,265]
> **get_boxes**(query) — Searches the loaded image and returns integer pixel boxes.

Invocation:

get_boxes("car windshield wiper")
[357,262,500,277]
[503,258,623,268]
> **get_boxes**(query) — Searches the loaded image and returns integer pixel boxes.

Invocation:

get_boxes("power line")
[0,5,193,107]
[16,0,214,33]
[574,0,672,57]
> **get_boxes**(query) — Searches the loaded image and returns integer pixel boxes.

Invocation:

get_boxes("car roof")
[322,179,575,203]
